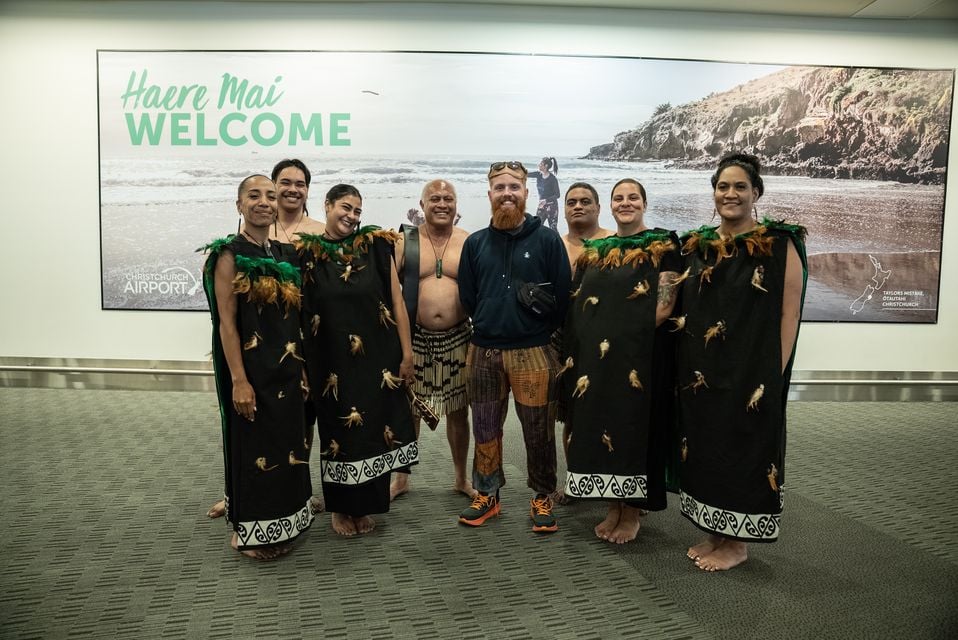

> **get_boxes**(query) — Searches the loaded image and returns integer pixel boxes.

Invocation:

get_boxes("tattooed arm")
[655,270,680,327]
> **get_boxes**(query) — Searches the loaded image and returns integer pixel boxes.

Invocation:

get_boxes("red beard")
[491,196,526,230]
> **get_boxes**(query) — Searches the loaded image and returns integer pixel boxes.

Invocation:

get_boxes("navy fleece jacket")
[459,214,572,349]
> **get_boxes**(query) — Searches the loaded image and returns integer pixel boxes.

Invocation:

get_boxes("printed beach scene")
[98,51,952,321]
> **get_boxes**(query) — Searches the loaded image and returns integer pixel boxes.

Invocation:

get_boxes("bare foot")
[353,515,376,534]
[594,502,621,540]
[331,512,357,536]
[550,488,573,506]
[231,533,278,560]
[390,474,410,501]
[687,534,723,561]
[309,495,325,514]
[206,499,226,519]
[607,504,642,544]
[695,540,748,572]
[454,479,478,499]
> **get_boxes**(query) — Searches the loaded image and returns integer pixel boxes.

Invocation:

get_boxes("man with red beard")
[457,161,572,533]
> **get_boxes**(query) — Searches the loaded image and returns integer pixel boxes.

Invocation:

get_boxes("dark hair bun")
[720,153,760,173]
[711,153,764,197]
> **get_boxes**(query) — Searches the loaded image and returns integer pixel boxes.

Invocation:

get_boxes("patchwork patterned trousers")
[466,344,560,495]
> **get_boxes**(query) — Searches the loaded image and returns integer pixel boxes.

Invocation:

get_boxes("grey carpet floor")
[0,389,956,639]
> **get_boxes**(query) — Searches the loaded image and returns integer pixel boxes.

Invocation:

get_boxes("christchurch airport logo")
[124,266,202,296]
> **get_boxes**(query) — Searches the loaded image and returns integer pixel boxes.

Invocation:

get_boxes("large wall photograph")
[98,50,953,321]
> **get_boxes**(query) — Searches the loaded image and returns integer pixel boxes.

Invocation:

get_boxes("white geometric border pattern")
[679,490,782,541]
[234,501,314,548]
[320,441,419,485]
[565,472,648,499]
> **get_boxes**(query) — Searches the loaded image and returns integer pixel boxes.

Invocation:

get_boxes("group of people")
[201,152,807,572]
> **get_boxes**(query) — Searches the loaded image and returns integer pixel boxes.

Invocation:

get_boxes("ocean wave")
[179,168,249,179]
[416,159,493,170]
[350,166,417,175]
[102,177,226,189]
[102,198,223,207]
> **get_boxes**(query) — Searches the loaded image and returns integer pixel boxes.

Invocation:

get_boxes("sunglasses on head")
[488,160,528,177]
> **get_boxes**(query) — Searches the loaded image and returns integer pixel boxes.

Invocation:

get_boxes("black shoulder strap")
[400,224,420,325]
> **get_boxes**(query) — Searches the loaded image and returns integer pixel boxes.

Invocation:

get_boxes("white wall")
[1,1,956,370]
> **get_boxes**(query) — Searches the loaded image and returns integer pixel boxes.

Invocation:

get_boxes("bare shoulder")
[784,238,802,277]
[213,248,236,279]
[299,217,326,234]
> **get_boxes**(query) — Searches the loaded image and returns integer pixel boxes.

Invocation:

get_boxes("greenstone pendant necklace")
[422,225,450,279]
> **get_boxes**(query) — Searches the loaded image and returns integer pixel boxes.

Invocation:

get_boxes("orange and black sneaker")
[530,494,558,533]
[458,492,500,526]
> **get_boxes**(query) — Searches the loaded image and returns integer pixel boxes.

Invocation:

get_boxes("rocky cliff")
[586,66,953,184]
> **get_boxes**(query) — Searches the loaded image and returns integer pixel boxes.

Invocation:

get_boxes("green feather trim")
[578,230,676,270]
[196,234,237,254]
[351,226,399,255]
[297,225,398,261]
[680,225,719,244]
[355,224,384,238]
[762,217,808,241]
[296,232,344,260]
[681,218,807,256]
[582,230,673,257]
[234,254,302,286]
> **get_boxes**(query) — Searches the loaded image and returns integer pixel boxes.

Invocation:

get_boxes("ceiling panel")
[232,0,958,20]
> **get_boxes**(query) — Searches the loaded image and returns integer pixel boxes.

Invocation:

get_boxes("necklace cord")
[422,225,451,279]
[277,212,305,242]
[241,229,272,256]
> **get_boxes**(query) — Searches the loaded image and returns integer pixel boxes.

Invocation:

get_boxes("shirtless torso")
[271,215,325,245]
[397,225,468,331]
[390,183,475,502]
[562,227,613,270]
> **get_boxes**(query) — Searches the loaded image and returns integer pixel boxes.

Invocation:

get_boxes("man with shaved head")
[391,179,476,501]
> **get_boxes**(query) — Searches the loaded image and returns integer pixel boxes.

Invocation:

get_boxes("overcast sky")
[100,51,786,157]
